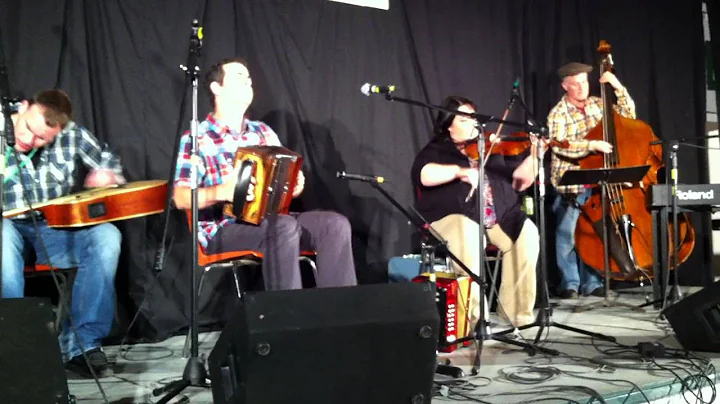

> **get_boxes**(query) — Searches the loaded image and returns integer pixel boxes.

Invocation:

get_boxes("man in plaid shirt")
[548,62,635,299]
[1,89,124,377]
[173,57,357,291]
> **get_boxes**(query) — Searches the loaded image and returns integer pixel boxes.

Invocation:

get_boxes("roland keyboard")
[647,184,720,208]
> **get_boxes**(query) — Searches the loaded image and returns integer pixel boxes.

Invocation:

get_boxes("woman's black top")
[411,136,527,242]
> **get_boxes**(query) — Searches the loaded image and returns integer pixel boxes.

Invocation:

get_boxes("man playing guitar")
[1,89,124,377]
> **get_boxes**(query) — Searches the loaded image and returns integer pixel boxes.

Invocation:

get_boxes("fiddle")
[459,132,569,160]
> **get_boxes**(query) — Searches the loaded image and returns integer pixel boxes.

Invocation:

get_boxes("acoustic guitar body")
[4,180,169,228]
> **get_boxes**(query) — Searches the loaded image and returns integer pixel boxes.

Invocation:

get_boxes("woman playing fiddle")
[410,95,542,328]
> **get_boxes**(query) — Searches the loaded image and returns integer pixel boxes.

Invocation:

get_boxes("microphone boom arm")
[383,93,546,134]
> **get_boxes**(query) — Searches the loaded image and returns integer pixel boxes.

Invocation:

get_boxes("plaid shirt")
[549,87,636,194]
[2,121,124,216]
[173,114,282,249]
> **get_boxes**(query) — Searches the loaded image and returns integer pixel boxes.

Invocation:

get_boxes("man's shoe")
[559,289,579,299]
[65,348,112,378]
[589,287,616,297]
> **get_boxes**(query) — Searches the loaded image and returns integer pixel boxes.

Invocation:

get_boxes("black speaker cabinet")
[208,282,440,404]
[0,297,72,404]
[662,281,720,352]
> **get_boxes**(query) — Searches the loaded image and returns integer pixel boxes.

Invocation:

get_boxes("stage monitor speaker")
[662,281,720,352]
[208,282,440,404]
[0,297,73,404]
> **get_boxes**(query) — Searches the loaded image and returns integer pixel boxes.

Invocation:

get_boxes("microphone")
[336,171,385,183]
[524,117,549,137]
[506,77,520,108]
[190,19,203,51]
[360,83,396,96]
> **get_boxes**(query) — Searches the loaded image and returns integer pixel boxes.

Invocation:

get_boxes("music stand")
[559,165,650,313]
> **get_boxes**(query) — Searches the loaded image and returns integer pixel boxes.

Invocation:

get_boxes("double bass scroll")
[223,146,303,225]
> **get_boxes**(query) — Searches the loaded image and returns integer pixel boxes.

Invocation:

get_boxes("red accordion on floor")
[413,272,472,353]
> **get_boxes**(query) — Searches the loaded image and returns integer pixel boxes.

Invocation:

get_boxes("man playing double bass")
[548,62,636,299]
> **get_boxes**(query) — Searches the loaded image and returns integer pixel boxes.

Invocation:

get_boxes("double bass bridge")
[591,213,640,278]
[619,214,639,269]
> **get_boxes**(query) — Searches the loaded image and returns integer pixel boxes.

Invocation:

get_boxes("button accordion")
[224,146,303,225]
[413,272,472,352]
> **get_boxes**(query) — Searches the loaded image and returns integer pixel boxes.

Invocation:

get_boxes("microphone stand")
[152,20,209,404]
[339,173,555,376]
[0,22,16,299]
[667,142,681,306]
[642,138,708,311]
[659,134,720,308]
[377,92,556,375]
[383,92,543,135]
[494,87,618,345]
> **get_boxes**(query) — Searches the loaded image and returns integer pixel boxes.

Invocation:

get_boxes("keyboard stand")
[648,206,670,309]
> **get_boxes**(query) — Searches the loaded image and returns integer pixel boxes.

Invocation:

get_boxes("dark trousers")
[206,211,357,290]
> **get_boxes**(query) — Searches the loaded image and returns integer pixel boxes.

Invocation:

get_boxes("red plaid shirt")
[173,114,282,248]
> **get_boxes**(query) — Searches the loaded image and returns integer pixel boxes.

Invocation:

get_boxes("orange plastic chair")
[182,212,317,358]
[195,246,318,298]
[184,211,317,298]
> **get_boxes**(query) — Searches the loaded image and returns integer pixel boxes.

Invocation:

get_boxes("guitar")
[3,180,168,228]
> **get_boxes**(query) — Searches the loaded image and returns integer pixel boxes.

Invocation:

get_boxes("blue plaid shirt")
[2,121,124,215]
[173,114,282,249]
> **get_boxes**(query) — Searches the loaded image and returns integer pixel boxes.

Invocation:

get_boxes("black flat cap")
[557,62,593,79]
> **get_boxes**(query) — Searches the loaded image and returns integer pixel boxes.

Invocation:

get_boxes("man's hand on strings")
[85,169,123,188]
[589,140,613,154]
[599,71,624,92]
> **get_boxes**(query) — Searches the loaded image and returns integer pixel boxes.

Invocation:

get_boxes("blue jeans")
[2,218,120,361]
[552,190,603,295]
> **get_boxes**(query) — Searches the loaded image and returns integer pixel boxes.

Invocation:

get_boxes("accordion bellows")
[224,146,303,225]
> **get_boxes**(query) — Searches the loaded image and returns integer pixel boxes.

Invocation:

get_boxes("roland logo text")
[677,189,715,201]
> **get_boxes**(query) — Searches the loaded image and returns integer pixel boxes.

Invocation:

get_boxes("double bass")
[574,40,695,281]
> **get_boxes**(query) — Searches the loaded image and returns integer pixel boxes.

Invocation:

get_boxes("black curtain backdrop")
[0,0,708,342]
[708,1,720,117]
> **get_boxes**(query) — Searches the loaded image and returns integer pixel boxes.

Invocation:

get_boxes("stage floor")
[68,287,720,404]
